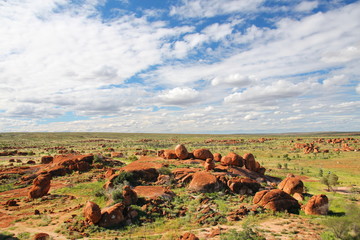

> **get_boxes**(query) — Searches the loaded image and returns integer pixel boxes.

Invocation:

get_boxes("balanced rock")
[278,176,304,195]
[83,201,101,224]
[192,149,213,160]
[303,194,329,215]
[253,189,300,213]
[188,171,220,193]
[28,173,52,199]
[175,144,189,160]
[204,158,215,171]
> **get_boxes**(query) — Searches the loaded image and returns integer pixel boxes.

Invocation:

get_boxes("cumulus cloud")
[211,74,256,87]
[224,80,307,104]
[356,85,360,94]
[158,87,200,105]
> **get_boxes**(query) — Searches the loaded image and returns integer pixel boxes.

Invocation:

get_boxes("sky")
[0,0,359,133]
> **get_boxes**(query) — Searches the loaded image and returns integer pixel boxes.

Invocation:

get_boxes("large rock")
[28,173,52,199]
[83,201,102,224]
[32,233,50,240]
[303,194,329,215]
[158,149,178,159]
[188,171,220,193]
[278,176,304,195]
[192,149,213,160]
[227,177,260,195]
[221,152,243,167]
[253,189,300,213]
[121,158,163,182]
[98,203,125,228]
[175,144,189,160]
[243,153,257,171]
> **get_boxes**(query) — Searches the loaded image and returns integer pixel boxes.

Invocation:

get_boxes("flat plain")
[0,132,359,240]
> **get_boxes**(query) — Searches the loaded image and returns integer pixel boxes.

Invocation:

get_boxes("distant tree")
[318,169,323,177]
[321,173,339,191]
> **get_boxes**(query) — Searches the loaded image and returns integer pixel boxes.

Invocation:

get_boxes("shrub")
[112,171,135,185]
[321,173,339,191]
[158,167,172,175]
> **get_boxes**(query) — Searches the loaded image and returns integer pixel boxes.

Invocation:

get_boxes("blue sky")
[0,0,359,133]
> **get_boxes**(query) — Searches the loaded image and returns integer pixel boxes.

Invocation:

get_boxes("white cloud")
[294,1,319,12]
[170,0,264,18]
[224,80,307,104]
[211,74,256,87]
[356,85,360,94]
[158,87,200,105]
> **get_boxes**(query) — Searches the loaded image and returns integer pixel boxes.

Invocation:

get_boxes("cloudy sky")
[0,0,359,133]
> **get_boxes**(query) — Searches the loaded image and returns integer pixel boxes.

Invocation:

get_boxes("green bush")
[112,171,135,185]
[158,167,172,175]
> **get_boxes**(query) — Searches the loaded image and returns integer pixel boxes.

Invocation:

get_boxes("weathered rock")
[133,186,175,200]
[177,232,199,240]
[227,177,261,195]
[175,144,189,160]
[41,156,53,164]
[293,193,304,202]
[47,166,67,177]
[213,153,222,162]
[159,149,178,159]
[304,194,329,215]
[28,173,52,199]
[278,176,304,195]
[243,153,257,171]
[204,158,215,171]
[33,233,50,240]
[98,203,125,227]
[122,186,138,206]
[188,171,220,193]
[192,149,213,160]
[221,152,243,166]
[253,189,300,213]
[5,199,18,206]
[105,169,116,179]
[83,201,102,224]
[121,158,163,182]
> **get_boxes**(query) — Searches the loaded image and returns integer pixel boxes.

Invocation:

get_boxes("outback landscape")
[0,132,359,240]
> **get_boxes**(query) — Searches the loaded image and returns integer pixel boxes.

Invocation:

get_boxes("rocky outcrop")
[213,153,222,162]
[40,156,53,164]
[303,194,329,215]
[204,158,215,171]
[133,186,175,200]
[253,189,300,213]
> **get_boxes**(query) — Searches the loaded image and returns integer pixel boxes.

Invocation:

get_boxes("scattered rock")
[177,232,199,240]
[134,186,175,200]
[41,156,53,164]
[293,192,304,201]
[253,189,300,213]
[175,144,189,160]
[32,233,50,240]
[28,173,52,199]
[221,152,243,166]
[122,185,138,206]
[213,153,222,162]
[111,152,124,158]
[192,149,213,160]
[83,201,102,224]
[188,171,220,193]
[303,194,329,215]
[98,203,125,228]
[204,158,215,171]
[227,177,261,195]
[278,176,304,195]
[5,199,18,206]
